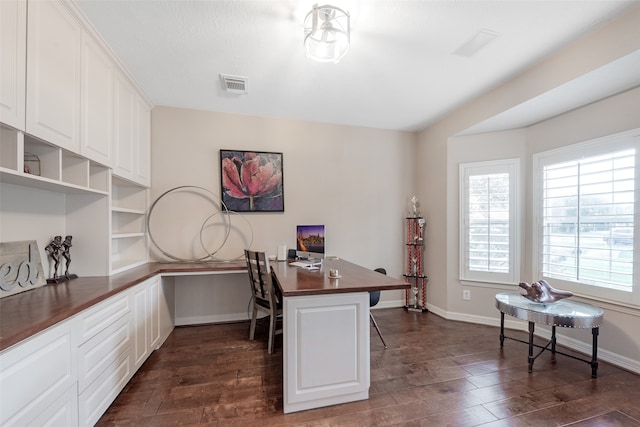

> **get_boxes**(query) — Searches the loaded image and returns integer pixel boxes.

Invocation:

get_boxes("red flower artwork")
[221,151,284,212]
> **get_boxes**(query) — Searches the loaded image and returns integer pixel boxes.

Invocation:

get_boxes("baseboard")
[175,312,249,326]
[374,299,406,309]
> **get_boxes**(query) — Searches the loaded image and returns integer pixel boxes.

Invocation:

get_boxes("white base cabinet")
[0,277,173,427]
[27,385,79,427]
[76,292,133,426]
[0,319,77,426]
[132,281,150,369]
[283,292,370,413]
[78,348,132,426]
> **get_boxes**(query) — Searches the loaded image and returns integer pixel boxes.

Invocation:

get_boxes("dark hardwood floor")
[97,308,640,426]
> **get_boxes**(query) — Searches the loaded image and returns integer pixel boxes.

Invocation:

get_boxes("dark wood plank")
[97,309,640,426]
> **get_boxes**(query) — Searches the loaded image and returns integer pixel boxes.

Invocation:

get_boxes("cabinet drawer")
[0,321,76,426]
[26,384,78,427]
[78,349,132,427]
[78,313,131,393]
[78,291,130,343]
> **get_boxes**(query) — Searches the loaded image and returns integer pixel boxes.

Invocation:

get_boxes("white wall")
[447,129,528,316]
[417,6,640,373]
[0,183,65,278]
[0,183,110,279]
[150,106,417,322]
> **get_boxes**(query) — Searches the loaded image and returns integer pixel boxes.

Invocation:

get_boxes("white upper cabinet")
[136,97,151,187]
[114,71,151,187]
[114,71,136,180]
[0,0,26,130]
[26,0,81,153]
[7,0,149,182]
[80,31,114,167]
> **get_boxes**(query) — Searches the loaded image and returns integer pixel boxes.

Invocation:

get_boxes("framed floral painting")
[220,150,284,212]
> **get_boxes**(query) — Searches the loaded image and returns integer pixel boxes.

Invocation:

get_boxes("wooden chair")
[371,267,388,348]
[244,250,283,354]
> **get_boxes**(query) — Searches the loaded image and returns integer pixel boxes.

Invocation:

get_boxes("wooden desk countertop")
[1,258,408,352]
[273,258,409,297]
[0,261,246,352]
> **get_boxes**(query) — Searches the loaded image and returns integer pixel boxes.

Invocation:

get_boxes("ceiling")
[75,0,639,132]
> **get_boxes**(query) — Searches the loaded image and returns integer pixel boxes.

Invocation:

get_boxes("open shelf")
[0,126,20,170]
[24,134,61,181]
[112,206,145,215]
[112,209,145,235]
[0,125,109,195]
[89,162,109,193]
[110,175,148,274]
[112,176,147,211]
[111,234,148,274]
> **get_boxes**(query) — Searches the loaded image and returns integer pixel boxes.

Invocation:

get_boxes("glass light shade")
[303,4,350,63]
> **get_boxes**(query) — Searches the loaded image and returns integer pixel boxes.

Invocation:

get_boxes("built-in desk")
[0,262,245,352]
[0,261,243,426]
[272,257,409,413]
[1,258,407,419]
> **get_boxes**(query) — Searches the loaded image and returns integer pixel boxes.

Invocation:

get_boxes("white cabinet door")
[135,97,151,187]
[26,385,78,427]
[132,282,149,369]
[0,320,77,426]
[113,71,136,181]
[283,292,370,413]
[80,31,113,167]
[148,276,161,349]
[26,0,81,153]
[114,70,151,187]
[0,0,26,130]
[78,314,131,393]
[78,349,132,427]
[131,276,163,368]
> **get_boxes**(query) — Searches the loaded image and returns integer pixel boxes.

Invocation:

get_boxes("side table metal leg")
[499,312,505,348]
[528,321,535,373]
[591,327,599,378]
[551,325,556,362]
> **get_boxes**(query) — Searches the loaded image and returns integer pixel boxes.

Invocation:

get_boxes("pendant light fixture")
[303,4,350,63]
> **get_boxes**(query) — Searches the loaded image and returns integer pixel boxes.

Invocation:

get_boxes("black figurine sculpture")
[44,235,77,283]
[62,235,73,279]
[44,235,63,280]
[519,279,573,303]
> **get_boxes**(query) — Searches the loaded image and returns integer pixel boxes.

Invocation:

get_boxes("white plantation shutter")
[541,148,635,291]
[460,159,519,284]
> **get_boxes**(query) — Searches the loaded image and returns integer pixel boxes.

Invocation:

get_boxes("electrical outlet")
[463,289,471,300]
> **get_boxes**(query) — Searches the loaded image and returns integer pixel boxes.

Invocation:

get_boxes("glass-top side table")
[495,292,604,378]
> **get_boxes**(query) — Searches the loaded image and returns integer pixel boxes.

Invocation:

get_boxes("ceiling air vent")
[220,74,248,94]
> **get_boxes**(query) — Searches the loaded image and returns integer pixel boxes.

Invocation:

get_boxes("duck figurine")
[519,280,573,303]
